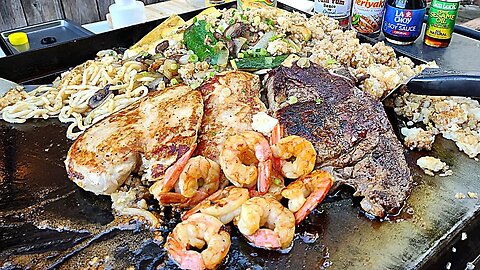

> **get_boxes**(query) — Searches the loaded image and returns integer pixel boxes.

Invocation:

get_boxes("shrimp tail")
[257,159,272,195]
[162,143,197,192]
[244,228,282,249]
[157,190,209,208]
[254,141,273,195]
[270,123,283,172]
[294,174,334,225]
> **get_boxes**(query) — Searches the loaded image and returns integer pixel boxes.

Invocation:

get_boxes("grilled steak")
[265,63,412,217]
[65,85,203,195]
[194,71,267,163]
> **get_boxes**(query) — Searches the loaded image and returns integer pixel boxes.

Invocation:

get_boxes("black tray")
[0,2,479,270]
[0,19,94,56]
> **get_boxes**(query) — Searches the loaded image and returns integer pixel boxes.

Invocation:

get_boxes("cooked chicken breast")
[65,85,204,195]
[194,71,267,162]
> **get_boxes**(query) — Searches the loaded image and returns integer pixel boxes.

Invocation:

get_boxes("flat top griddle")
[0,3,479,270]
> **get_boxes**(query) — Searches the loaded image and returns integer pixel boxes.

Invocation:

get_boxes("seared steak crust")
[268,64,412,217]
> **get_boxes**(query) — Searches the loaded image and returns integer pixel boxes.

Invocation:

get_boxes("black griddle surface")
[1,3,480,269]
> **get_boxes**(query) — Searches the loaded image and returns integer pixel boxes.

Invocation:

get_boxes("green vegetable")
[273,178,281,186]
[184,20,218,62]
[287,96,298,105]
[325,58,338,65]
[233,55,288,70]
[315,98,323,104]
[352,14,360,25]
[171,78,179,85]
[265,18,275,28]
[188,54,199,63]
[237,52,245,59]
[190,82,201,89]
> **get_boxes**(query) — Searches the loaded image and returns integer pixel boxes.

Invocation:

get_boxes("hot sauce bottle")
[382,0,427,45]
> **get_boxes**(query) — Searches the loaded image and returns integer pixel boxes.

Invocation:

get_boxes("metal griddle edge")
[0,2,479,270]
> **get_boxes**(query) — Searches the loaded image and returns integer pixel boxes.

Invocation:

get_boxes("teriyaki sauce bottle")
[382,0,426,45]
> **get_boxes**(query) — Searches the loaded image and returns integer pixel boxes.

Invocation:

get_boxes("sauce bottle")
[424,0,460,47]
[314,0,353,29]
[237,0,277,10]
[109,0,147,29]
[351,0,387,36]
[382,0,426,45]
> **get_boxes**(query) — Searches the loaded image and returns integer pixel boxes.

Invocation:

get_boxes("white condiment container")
[109,0,147,29]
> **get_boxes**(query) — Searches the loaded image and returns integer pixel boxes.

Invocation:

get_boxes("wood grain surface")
[0,0,28,32]
[21,0,64,25]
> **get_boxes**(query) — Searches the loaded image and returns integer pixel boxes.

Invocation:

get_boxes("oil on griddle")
[1,100,479,270]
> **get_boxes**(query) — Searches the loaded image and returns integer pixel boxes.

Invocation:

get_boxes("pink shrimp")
[235,196,295,249]
[219,131,273,195]
[281,170,334,224]
[165,213,231,270]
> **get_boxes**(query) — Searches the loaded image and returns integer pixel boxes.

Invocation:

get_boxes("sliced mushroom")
[88,85,112,109]
[155,40,169,53]
[224,22,248,39]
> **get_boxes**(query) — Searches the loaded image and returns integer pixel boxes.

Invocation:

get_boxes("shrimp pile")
[164,127,336,270]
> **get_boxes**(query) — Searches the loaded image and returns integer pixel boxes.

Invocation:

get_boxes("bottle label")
[237,0,276,10]
[425,0,459,40]
[383,4,426,38]
[351,0,386,34]
[314,0,353,18]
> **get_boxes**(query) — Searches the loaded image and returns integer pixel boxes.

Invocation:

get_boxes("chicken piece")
[194,71,267,163]
[65,85,204,195]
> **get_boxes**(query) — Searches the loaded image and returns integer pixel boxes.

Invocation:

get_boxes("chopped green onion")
[190,82,201,89]
[193,17,198,24]
[218,25,225,32]
[209,71,215,78]
[269,35,279,42]
[237,52,245,59]
[170,63,178,70]
[265,18,275,27]
[325,58,338,65]
[273,178,281,186]
[253,16,261,24]
[205,23,212,32]
[140,71,148,76]
[188,54,199,63]
[227,18,235,25]
[287,96,298,105]
[225,35,232,40]
[171,78,179,85]
[259,48,268,56]
[315,98,323,104]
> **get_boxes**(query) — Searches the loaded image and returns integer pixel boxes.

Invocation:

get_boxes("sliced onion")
[251,31,274,51]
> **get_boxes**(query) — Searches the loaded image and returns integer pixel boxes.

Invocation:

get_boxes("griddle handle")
[407,70,480,97]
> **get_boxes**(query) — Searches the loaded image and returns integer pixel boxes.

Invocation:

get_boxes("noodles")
[0,50,157,139]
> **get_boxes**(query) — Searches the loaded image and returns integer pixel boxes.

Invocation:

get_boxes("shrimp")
[183,186,250,224]
[234,196,295,249]
[249,170,285,201]
[151,155,220,208]
[281,170,334,224]
[150,144,197,195]
[271,135,316,179]
[219,131,273,194]
[176,156,220,198]
[166,213,231,270]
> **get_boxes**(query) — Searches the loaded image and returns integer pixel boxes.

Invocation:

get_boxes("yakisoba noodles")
[1,50,157,139]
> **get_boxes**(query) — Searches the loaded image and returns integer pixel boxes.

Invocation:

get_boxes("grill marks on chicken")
[65,85,204,195]
[266,64,412,217]
[194,71,267,163]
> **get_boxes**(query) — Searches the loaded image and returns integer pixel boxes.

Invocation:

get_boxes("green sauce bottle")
[424,0,460,48]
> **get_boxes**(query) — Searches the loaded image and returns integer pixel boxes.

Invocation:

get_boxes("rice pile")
[395,93,480,158]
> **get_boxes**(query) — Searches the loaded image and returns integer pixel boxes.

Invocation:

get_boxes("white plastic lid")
[115,0,134,5]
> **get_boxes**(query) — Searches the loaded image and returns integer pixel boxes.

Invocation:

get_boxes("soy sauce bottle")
[382,0,427,45]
